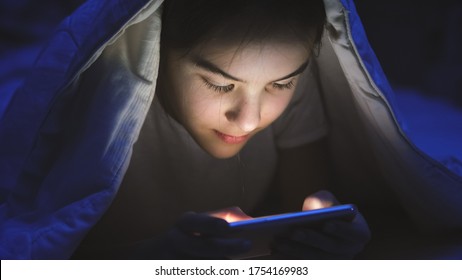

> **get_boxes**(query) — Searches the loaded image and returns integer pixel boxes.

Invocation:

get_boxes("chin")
[204,145,243,159]
[208,149,241,159]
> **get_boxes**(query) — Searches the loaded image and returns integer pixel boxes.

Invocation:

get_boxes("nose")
[225,93,261,132]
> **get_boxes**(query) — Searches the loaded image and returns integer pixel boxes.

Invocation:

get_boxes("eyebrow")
[192,56,309,83]
[192,56,244,82]
[276,61,309,81]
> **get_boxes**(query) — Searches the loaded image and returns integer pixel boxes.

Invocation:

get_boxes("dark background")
[355,0,462,105]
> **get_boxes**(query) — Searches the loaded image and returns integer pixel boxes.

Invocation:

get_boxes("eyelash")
[202,79,295,93]
[203,80,235,93]
[272,80,295,90]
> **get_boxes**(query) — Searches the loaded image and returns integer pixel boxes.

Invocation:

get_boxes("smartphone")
[227,204,357,259]
[229,204,357,232]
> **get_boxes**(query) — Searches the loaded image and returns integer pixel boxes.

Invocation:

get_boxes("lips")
[214,130,250,144]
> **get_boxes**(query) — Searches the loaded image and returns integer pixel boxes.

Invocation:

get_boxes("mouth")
[214,130,250,144]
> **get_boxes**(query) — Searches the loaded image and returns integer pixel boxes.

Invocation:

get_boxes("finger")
[176,212,229,235]
[208,207,252,222]
[302,190,339,211]
[168,228,251,258]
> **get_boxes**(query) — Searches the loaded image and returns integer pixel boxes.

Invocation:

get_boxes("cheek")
[261,93,294,124]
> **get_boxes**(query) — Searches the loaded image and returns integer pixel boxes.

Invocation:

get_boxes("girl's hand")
[163,212,251,259]
[272,190,371,259]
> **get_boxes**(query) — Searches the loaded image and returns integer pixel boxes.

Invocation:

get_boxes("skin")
[159,42,311,159]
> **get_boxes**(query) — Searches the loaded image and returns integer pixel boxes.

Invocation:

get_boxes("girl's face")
[162,42,311,159]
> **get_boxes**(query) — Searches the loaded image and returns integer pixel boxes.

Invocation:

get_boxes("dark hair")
[161,0,326,54]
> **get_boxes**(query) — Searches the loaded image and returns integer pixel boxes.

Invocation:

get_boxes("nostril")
[225,110,238,121]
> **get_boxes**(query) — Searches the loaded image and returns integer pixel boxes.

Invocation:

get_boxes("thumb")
[302,190,339,211]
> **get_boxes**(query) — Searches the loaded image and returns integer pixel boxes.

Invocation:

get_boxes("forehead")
[188,42,311,81]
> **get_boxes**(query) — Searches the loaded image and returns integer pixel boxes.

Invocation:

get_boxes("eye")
[203,79,235,93]
[272,80,295,91]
